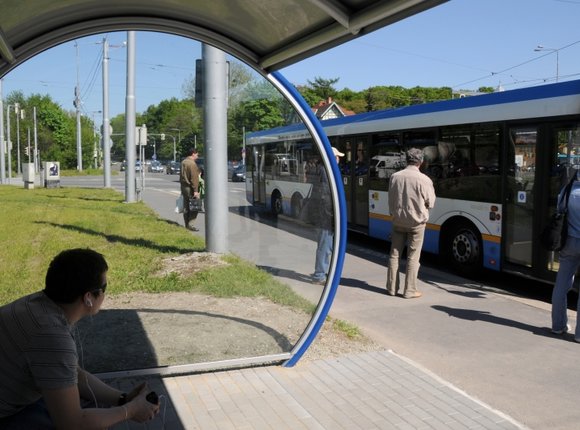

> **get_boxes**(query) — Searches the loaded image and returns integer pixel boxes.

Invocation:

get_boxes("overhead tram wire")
[80,44,104,103]
[451,40,580,90]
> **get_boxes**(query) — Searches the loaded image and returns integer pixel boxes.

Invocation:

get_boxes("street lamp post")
[15,103,24,175]
[5,104,13,182]
[169,128,181,160]
[534,45,559,82]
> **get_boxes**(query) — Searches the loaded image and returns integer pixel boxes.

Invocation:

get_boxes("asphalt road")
[60,173,579,430]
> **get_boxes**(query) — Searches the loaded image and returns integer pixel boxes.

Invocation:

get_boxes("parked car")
[231,164,246,182]
[148,160,164,173]
[166,161,181,175]
[135,161,142,172]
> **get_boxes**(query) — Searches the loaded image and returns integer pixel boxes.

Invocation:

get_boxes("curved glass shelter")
[0,0,446,376]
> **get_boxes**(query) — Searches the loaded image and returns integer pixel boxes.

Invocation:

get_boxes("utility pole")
[6,104,12,182]
[74,41,83,171]
[0,79,5,184]
[15,103,23,175]
[33,106,38,173]
[202,44,229,253]
[124,31,137,203]
[102,37,112,187]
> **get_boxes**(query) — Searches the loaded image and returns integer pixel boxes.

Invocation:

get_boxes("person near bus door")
[551,169,580,342]
[386,148,436,298]
[310,147,344,284]
[180,147,201,231]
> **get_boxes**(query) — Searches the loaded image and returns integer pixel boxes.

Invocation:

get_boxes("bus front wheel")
[271,191,283,216]
[444,221,482,275]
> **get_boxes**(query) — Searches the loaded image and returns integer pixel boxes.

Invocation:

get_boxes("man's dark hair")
[188,148,198,156]
[44,248,108,304]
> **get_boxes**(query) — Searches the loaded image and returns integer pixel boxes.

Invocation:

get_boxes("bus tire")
[271,191,283,216]
[443,220,482,275]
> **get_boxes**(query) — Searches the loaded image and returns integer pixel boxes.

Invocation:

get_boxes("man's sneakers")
[551,324,571,335]
[386,290,423,298]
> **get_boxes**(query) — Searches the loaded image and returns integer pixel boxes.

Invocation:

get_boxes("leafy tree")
[478,86,495,93]
[307,76,339,101]
[3,92,96,170]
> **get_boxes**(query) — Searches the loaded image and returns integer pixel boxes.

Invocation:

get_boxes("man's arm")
[42,384,129,430]
[41,368,159,429]
[77,367,122,406]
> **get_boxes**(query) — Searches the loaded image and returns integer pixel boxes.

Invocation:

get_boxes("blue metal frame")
[265,71,347,367]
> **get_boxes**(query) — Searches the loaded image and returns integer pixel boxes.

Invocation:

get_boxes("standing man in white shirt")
[386,148,436,298]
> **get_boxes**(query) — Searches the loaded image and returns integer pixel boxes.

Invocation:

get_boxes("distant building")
[311,97,355,120]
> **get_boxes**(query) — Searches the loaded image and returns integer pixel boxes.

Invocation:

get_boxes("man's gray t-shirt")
[0,292,78,417]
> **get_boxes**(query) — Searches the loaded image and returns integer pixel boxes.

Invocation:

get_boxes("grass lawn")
[0,185,314,313]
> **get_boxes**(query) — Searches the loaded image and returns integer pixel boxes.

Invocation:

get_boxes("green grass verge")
[0,185,314,314]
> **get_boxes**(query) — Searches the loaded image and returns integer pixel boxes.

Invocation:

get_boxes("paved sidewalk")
[110,350,525,430]
[4,178,528,429]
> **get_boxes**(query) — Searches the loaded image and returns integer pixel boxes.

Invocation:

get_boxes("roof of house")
[312,97,356,119]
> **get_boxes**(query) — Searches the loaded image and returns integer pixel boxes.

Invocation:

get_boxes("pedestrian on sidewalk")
[551,169,580,341]
[180,147,201,231]
[309,147,344,284]
[386,147,436,298]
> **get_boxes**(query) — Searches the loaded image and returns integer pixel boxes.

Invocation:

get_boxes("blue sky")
[1,0,579,118]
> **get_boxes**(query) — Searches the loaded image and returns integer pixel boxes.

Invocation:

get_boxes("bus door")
[251,146,266,206]
[541,124,580,277]
[335,136,370,229]
[504,127,538,269]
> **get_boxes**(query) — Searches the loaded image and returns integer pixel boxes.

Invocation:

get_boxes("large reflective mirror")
[0,31,342,375]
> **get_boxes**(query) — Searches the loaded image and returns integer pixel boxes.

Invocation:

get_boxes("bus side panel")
[370,190,502,271]
[482,235,501,271]
[423,225,440,254]
[431,200,503,272]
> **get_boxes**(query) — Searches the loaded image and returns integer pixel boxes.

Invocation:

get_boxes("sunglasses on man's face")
[91,282,107,295]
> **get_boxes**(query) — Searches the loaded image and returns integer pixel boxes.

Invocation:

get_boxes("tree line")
[3,69,494,170]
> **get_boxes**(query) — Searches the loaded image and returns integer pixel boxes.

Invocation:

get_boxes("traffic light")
[24,146,30,157]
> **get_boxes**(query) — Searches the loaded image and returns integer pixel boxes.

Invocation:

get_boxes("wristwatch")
[118,392,128,406]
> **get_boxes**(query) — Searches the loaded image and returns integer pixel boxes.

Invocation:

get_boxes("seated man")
[0,248,160,429]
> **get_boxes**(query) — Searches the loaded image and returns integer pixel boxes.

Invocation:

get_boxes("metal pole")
[556,50,559,82]
[125,31,137,202]
[33,107,38,173]
[102,38,112,187]
[75,42,82,171]
[6,105,11,182]
[0,79,5,183]
[202,43,228,253]
[16,104,21,175]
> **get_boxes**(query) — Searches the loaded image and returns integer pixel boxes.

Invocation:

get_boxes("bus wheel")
[444,221,482,275]
[271,191,283,216]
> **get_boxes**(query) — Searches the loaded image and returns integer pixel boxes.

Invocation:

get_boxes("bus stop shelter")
[0,0,448,371]
[0,0,447,77]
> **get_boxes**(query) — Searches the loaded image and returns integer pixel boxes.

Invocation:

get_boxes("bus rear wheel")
[271,191,283,216]
[444,221,482,275]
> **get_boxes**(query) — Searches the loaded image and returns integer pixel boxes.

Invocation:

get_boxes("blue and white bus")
[245,79,580,282]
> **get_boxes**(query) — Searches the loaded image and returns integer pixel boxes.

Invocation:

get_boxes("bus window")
[402,130,437,178]
[369,133,403,190]
[436,124,501,202]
